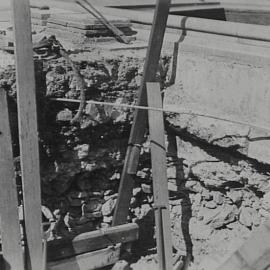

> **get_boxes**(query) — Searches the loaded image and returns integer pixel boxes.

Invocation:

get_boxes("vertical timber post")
[113,0,171,226]
[11,0,43,269]
[0,89,24,270]
[146,82,173,270]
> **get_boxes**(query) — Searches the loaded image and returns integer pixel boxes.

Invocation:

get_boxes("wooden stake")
[146,82,173,270]
[0,89,24,270]
[11,0,43,269]
[113,0,171,226]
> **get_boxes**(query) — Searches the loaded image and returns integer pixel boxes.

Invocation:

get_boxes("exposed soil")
[1,43,270,270]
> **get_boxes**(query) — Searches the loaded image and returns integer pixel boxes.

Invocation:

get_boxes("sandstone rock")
[168,181,178,192]
[56,109,72,122]
[103,215,113,224]
[141,184,152,194]
[104,190,113,196]
[111,110,128,123]
[226,190,243,204]
[191,161,242,188]
[259,208,270,217]
[203,205,239,229]
[166,110,250,155]
[85,103,110,125]
[82,198,103,213]
[251,209,261,227]
[112,260,131,270]
[18,205,24,221]
[69,191,88,199]
[88,191,103,197]
[201,189,212,201]
[100,222,110,229]
[104,193,118,202]
[252,198,261,210]
[190,220,213,240]
[169,199,183,206]
[136,170,148,179]
[185,180,203,193]
[64,213,76,230]
[239,206,253,228]
[84,211,102,219]
[171,205,182,217]
[110,172,121,181]
[130,257,158,270]
[132,187,142,197]
[130,197,137,208]
[212,191,224,205]
[135,204,152,220]
[102,198,116,216]
[167,166,177,180]
[193,193,202,206]
[204,201,217,209]
[75,144,90,160]
[262,192,270,211]
[42,205,55,221]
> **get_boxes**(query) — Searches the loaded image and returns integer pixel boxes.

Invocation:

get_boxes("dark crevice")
[166,122,270,175]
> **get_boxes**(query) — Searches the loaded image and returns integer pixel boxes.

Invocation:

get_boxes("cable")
[50,97,270,132]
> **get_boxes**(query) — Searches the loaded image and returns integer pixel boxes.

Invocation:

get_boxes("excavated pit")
[1,43,270,269]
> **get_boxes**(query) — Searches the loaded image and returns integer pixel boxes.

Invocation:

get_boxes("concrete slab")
[163,26,270,164]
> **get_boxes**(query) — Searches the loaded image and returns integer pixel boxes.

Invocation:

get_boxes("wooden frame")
[11,0,43,268]
[0,89,24,270]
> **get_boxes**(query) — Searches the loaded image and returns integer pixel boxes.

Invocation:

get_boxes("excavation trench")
[1,44,270,269]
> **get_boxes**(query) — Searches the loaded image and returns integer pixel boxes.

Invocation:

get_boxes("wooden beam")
[48,245,121,270]
[47,223,138,261]
[113,0,171,226]
[0,89,24,270]
[11,0,43,269]
[147,82,173,270]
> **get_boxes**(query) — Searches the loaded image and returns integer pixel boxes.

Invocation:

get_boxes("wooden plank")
[49,12,130,24]
[113,0,171,226]
[0,88,24,270]
[146,82,173,270]
[76,0,132,44]
[48,18,131,29]
[67,21,131,30]
[48,245,121,270]
[47,223,138,261]
[46,22,132,36]
[11,0,43,269]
